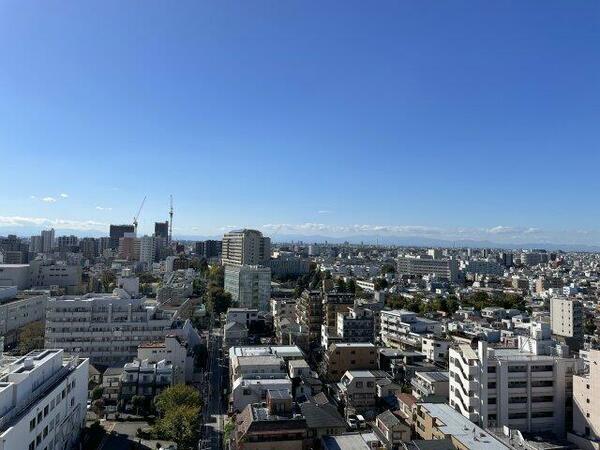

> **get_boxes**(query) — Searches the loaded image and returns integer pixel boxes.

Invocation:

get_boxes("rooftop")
[419,403,509,450]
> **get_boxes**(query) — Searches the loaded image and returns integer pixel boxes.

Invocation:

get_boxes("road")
[200,321,226,450]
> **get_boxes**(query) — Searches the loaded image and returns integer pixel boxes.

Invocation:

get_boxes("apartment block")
[222,229,271,266]
[0,349,89,450]
[448,324,580,435]
[44,291,174,366]
[550,296,584,351]
[224,265,271,311]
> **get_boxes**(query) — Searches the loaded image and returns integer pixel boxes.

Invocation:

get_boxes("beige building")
[550,296,584,350]
[570,349,600,449]
[414,402,510,450]
[323,343,378,382]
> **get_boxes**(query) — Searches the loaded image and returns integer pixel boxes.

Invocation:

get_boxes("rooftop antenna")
[169,195,173,244]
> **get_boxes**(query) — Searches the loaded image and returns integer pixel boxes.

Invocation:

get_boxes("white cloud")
[95,206,112,211]
[42,197,57,203]
[0,215,106,231]
[318,210,333,214]
[60,193,69,198]
[487,226,516,234]
[29,195,37,200]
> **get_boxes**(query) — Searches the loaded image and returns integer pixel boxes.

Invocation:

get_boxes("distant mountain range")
[3,227,600,252]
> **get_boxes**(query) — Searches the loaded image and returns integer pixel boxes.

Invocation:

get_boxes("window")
[30,418,36,431]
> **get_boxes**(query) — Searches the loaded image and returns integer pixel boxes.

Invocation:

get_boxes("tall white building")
[139,235,156,264]
[40,229,55,253]
[222,229,271,266]
[0,349,89,450]
[44,291,174,366]
[448,323,580,436]
[29,236,42,254]
[224,265,271,311]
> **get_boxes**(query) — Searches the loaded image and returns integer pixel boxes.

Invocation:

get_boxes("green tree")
[91,399,105,418]
[155,405,201,450]
[17,321,45,355]
[131,395,146,416]
[373,278,388,291]
[154,384,202,415]
[91,386,104,401]
[335,278,347,292]
[381,263,396,275]
[205,287,232,315]
[100,270,116,292]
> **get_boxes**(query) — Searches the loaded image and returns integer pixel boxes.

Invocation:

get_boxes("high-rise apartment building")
[109,224,135,249]
[222,229,271,266]
[40,228,55,253]
[79,237,98,260]
[195,240,222,259]
[118,233,140,261]
[224,265,271,311]
[139,235,156,264]
[550,297,584,351]
[154,221,169,240]
[56,235,78,252]
[29,235,42,254]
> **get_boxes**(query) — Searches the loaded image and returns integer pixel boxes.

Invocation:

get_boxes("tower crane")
[168,195,173,244]
[133,196,146,235]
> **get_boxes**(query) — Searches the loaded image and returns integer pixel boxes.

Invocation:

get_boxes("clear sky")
[1,1,599,244]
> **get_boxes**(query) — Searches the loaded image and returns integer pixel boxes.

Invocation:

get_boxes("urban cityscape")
[1,2,599,450]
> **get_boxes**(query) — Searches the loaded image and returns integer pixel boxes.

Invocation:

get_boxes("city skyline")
[1,1,599,245]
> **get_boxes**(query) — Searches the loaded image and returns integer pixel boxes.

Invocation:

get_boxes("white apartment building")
[449,323,581,436]
[0,264,30,289]
[119,359,173,406]
[0,349,89,450]
[0,294,47,346]
[40,229,55,253]
[570,349,600,449]
[221,229,271,266]
[137,335,194,384]
[397,256,459,282]
[29,260,82,294]
[44,290,174,366]
[380,310,442,350]
[224,265,271,311]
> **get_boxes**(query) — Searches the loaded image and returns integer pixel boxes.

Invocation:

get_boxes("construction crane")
[168,195,173,244]
[133,196,146,235]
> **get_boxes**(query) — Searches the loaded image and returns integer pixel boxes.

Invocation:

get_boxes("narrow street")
[200,322,226,450]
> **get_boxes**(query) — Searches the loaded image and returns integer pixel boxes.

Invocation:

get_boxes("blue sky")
[1,1,599,244]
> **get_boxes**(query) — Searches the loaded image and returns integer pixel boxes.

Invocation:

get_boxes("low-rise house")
[119,359,173,410]
[300,399,347,444]
[231,375,292,413]
[373,409,411,449]
[414,402,510,450]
